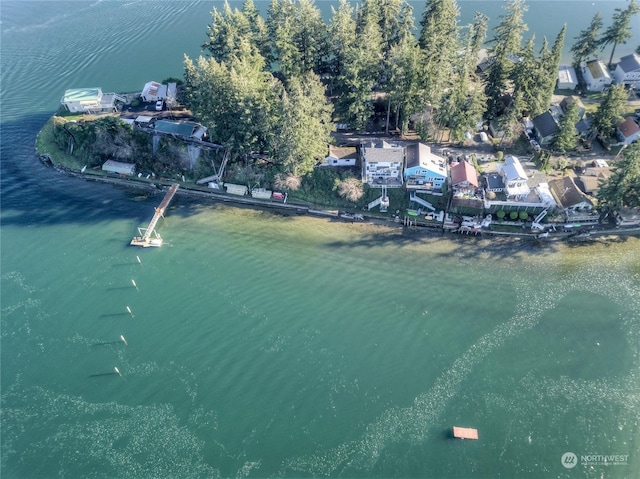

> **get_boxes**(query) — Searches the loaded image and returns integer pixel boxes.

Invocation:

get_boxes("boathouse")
[102,159,135,176]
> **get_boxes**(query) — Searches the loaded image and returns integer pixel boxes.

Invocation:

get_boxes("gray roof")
[617,53,640,73]
[533,111,559,139]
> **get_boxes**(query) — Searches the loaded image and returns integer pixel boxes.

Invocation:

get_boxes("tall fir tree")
[418,0,460,106]
[570,12,603,69]
[484,0,528,120]
[599,0,640,68]
[591,84,629,139]
[552,98,579,153]
[597,141,640,208]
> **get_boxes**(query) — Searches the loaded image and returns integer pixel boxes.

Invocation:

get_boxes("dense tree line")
[182,0,637,194]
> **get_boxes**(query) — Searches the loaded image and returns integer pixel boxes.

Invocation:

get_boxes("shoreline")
[46,159,640,244]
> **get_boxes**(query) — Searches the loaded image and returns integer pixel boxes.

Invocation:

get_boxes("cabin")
[581,59,612,92]
[141,81,168,102]
[360,140,404,187]
[61,87,120,113]
[499,156,530,200]
[403,143,447,191]
[321,145,357,167]
[532,111,559,146]
[557,65,578,90]
[102,159,135,176]
[450,160,479,195]
[613,53,640,87]
[616,117,640,144]
[614,207,640,226]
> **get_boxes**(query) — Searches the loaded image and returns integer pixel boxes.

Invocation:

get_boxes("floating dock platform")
[130,184,179,247]
[453,426,478,440]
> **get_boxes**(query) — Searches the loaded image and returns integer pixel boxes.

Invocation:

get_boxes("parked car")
[529,139,541,151]
[155,100,163,111]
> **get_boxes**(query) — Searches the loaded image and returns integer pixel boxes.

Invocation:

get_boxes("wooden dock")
[130,184,179,247]
[453,426,478,440]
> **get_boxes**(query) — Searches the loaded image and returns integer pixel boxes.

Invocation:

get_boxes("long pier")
[130,184,179,247]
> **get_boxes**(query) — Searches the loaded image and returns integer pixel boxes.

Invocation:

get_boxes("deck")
[130,184,179,247]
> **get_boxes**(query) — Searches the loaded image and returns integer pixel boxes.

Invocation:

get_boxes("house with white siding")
[498,156,530,200]
[557,65,578,90]
[613,53,640,87]
[361,140,404,187]
[61,88,121,113]
[581,59,612,92]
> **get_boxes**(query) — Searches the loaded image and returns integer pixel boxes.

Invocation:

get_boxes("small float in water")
[452,426,478,440]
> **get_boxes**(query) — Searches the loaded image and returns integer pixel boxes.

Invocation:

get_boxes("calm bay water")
[1,2,639,478]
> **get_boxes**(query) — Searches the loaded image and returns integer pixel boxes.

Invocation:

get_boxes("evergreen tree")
[570,12,603,68]
[327,0,356,85]
[241,0,272,64]
[469,12,489,59]
[183,43,281,158]
[386,37,424,135]
[512,36,547,117]
[552,98,579,153]
[544,25,566,101]
[591,84,628,140]
[597,141,640,208]
[484,0,528,119]
[270,73,334,175]
[418,0,460,106]
[267,0,328,81]
[202,1,254,64]
[335,1,382,130]
[599,0,640,68]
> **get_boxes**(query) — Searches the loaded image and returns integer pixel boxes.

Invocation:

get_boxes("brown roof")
[617,117,640,138]
[328,145,357,160]
[450,161,478,187]
[548,176,593,208]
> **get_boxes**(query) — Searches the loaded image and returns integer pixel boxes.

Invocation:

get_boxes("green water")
[1,1,640,478]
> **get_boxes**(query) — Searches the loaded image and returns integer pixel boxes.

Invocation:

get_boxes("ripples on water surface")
[1,1,640,478]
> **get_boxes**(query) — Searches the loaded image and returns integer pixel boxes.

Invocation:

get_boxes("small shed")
[224,183,248,196]
[557,65,578,90]
[322,145,357,167]
[102,160,135,176]
[617,117,640,144]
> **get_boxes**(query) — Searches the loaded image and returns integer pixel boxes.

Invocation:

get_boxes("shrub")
[519,211,529,220]
[509,211,518,220]
[496,210,506,219]
[495,151,504,162]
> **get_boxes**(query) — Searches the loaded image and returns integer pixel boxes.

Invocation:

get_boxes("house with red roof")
[450,160,479,195]
[617,117,640,144]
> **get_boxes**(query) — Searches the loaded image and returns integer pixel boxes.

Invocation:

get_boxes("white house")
[403,142,447,190]
[581,59,613,92]
[499,156,530,200]
[61,88,118,113]
[321,145,357,167]
[557,65,578,90]
[613,53,640,87]
[102,159,135,175]
[361,140,404,187]
[617,117,640,144]
[141,81,168,102]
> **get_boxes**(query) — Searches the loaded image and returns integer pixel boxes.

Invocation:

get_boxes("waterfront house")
[532,111,560,146]
[616,117,640,144]
[548,176,596,221]
[403,143,447,191]
[485,172,505,194]
[499,156,530,200]
[321,145,357,167]
[141,81,167,102]
[361,140,404,187]
[557,65,578,90]
[581,60,613,92]
[450,160,479,195]
[61,87,123,113]
[614,207,640,226]
[612,53,640,87]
